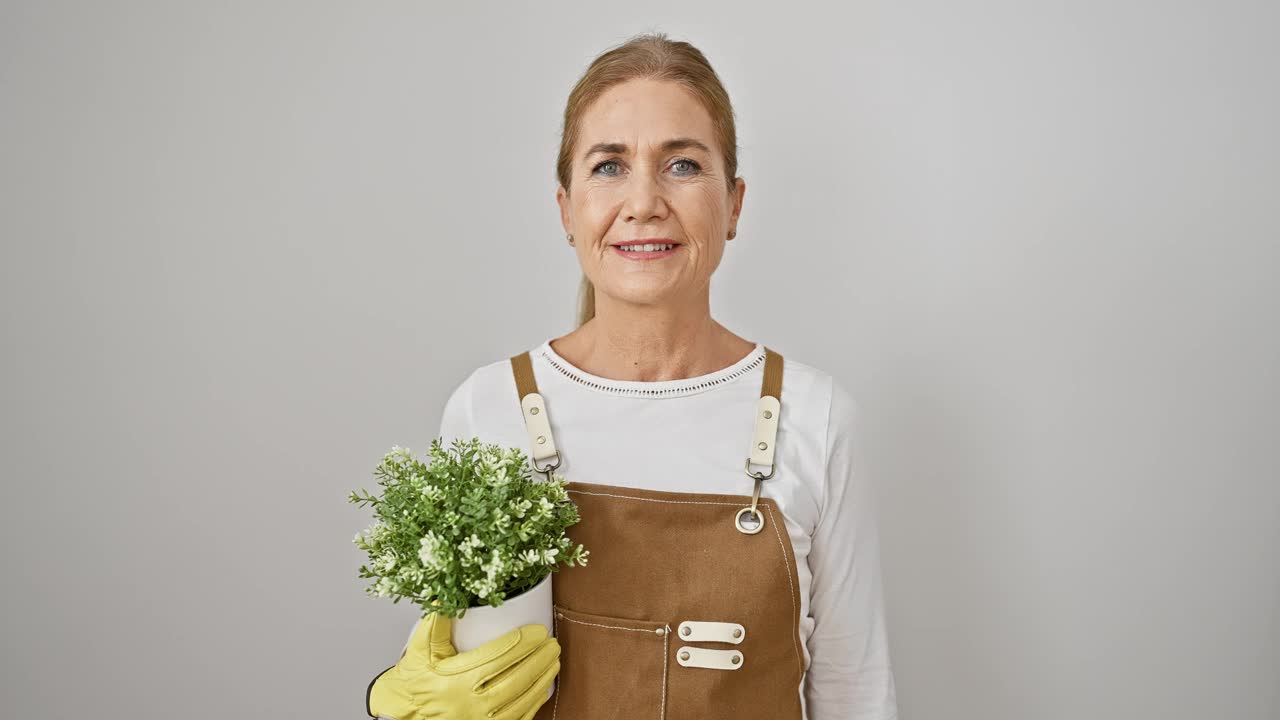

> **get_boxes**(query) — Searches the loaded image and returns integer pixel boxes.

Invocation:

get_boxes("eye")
[591,160,621,176]
[671,158,701,175]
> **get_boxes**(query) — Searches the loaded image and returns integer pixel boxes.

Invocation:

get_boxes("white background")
[2,1,1277,718]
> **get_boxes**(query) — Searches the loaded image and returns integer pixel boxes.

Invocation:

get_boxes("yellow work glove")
[365,611,560,720]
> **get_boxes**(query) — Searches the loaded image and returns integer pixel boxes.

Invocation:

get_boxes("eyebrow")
[582,137,713,162]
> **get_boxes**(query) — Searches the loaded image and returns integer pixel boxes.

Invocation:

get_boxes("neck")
[553,291,752,382]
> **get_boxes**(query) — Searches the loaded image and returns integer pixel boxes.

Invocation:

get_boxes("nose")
[622,167,669,224]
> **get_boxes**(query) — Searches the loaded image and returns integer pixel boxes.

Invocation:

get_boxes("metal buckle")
[744,457,775,481]
[532,453,561,482]
[734,460,773,534]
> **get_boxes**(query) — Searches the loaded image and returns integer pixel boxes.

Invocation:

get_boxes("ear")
[729,177,746,231]
[556,185,572,235]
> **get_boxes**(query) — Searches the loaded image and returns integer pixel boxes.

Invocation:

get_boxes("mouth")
[610,240,681,260]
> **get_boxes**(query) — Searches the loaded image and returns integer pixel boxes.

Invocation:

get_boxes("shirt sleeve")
[803,377,899,719]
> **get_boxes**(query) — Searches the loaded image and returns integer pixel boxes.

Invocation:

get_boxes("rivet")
[655,627,665,636]
[530,407,539,415]
[733,628,742,638]
[757,441,767,450]
[681,626,691,636]
[679,651,690,661]
[537,436,546,444]
[731,655,741,665]
[763,410,772,419]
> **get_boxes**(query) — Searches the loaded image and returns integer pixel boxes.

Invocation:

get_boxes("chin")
[600,283,681,306]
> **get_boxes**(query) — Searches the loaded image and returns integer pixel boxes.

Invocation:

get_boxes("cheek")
[685,183,731,233]
[575,188,617,231]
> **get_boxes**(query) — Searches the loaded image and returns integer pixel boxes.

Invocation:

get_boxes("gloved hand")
[366,611,560,720]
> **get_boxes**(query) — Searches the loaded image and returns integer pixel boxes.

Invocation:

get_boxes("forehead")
[578,79,717,153]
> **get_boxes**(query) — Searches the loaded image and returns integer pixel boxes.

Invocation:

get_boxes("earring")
[728,229,737,240]
[567,233,575,246]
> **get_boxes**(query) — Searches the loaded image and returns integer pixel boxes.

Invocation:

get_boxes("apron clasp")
[735,460,773,534]
[532,453,561,483]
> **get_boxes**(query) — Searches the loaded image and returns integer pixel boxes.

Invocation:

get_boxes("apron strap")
[747,347,783,472]
[509,351,561,472]
[736,347,784,534]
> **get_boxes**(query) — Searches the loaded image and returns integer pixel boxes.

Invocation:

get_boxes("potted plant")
[349,437,588,660]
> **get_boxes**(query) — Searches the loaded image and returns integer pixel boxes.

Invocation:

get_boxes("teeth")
[618,243,675,252]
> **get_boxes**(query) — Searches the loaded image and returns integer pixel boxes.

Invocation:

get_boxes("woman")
[367,32,898,720]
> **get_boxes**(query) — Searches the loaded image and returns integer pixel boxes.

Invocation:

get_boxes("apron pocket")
[549,604,671,720]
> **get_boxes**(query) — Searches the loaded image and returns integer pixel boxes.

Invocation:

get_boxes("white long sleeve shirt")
[434,338,899,720]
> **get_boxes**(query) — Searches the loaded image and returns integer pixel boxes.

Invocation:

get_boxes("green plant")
[349,437,588,619]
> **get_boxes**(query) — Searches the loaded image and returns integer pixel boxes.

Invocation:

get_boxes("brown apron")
[510,347,807,720]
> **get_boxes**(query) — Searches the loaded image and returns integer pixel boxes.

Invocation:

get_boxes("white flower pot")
[401,571,556,699]
[452,571,555,654]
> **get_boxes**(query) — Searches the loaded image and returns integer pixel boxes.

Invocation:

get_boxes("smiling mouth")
[610,243,680,260]
[613,242,678,252]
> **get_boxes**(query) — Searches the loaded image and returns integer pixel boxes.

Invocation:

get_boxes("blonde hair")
[557,32,741,328]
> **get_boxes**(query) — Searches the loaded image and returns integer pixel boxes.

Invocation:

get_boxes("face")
[557,78,746,310]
